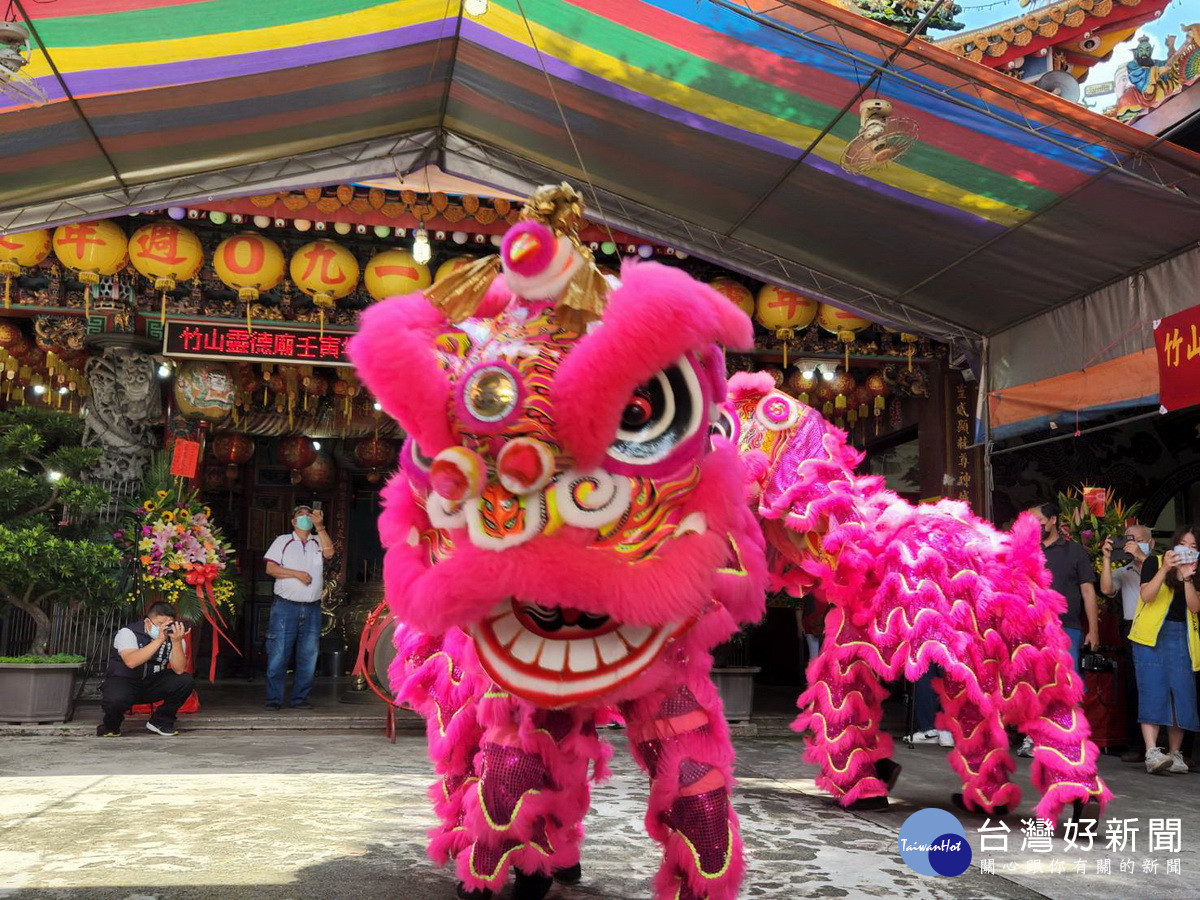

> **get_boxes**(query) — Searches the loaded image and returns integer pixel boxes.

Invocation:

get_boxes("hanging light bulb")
[464,0,488,16]
[412,227,432,265]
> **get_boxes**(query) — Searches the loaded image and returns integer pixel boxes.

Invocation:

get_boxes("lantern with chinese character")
[865,371,889,430]
[708,278,754,318]
[299,452,336,492]
[354,436,397,483]
[364,249,430,301]
[852,385,873,419]
[174,361,236,424]
[213,233,286,329]
[289,240,359,336]
[830,370,856,411]
[277,435,317,484]
[0,229,51,307]
[210,432,254,481]
[52,221,128,318]
[817,303,871,369]
[128,222,205,326]
[0,321,24,348]
[434,256,477,284]
[755,285,817,367]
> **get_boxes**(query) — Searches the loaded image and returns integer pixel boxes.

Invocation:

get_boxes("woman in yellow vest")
[1129,526,1200,775]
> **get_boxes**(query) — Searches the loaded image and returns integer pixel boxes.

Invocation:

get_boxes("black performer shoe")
[553,862,582,885]
[513,869,554,900]
[875,758,902,792]
[455,883,493,900]
[951,792,1011,817]
[847,794,890,811]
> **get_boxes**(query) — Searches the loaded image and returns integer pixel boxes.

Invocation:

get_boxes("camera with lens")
[1080,648,1116,673]
[1109,533,1136,563]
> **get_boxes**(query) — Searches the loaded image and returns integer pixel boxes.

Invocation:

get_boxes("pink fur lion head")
[349,193,764,709]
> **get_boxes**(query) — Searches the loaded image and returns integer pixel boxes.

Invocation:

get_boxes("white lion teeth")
[510,631,543,663]
[567,638,599,673]
[491,613,522,648]
[595,631,628,665]
[537,638,567,672]
[618,625,652,648]
[405,527,419,547]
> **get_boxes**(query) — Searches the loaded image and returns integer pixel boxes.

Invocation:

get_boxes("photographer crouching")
[97,601,194,737]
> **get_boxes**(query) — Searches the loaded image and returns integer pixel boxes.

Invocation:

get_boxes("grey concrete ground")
[2,727,1197,899]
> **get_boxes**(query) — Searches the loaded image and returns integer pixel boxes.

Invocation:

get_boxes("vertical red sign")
[1154,306,1200,412]
[170,439,201,479]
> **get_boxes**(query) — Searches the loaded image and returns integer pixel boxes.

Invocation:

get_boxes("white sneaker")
[1017,736,1034,758]
[146,721,179,737]
[905,729,939,744]
[938,730,955,748]
[1146,747,1172,775]
[1170,751,1189,774]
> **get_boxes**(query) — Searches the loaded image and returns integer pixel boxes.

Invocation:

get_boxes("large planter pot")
[712,666,761,723]
[0,662,82,724]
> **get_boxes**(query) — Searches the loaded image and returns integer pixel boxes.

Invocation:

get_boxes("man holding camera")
[262,504,335,710]
[97,601,193,737]
[1101,525,1153,761]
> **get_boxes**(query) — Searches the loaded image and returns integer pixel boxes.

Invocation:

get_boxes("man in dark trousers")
[97,601,194,737]
[1018,502,1099,757]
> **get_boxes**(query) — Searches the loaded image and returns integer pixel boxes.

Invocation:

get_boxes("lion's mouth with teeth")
[471,599,686,707]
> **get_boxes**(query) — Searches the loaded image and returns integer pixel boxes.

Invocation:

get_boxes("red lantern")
[830,370,856,410]
[202,465,226,493]
[277,436,317,483]
[0,322,24,347]
[354,437,397,483]
[303,374,328,397]
[299,453,336,491]
[211,433,254,480]
[852,385,873,418]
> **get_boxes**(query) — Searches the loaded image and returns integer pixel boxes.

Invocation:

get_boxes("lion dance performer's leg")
[391,626,486,865]
[794,607,893,808]
[933,669,1021,815]
[622,655,743,900]
[454,692,610,896]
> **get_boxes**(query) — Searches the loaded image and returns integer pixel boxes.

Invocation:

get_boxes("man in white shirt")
[1100,525,1153,763]
[263,504,335,710]
[98,601,193,737]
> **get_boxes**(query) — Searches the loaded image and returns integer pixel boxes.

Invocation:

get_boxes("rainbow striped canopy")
[1,0,1199,342]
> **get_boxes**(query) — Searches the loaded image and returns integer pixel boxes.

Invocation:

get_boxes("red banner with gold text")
[1154,306,1200,413]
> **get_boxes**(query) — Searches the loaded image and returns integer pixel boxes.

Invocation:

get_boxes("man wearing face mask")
[98,601,193,737]
[263,504,335,710]
[1101,525,1153,762]
[1018,502,1099,757]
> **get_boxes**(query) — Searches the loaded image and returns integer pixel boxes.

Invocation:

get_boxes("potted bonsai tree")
[0,406,122,723]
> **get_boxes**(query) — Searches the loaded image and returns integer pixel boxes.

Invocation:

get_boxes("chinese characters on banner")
[1154,306,1200,412]
[163,322,351,367]
[949,380,979,508]
[170,439,201,479]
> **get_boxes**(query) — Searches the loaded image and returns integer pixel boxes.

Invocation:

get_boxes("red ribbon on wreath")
[185,562,242,681]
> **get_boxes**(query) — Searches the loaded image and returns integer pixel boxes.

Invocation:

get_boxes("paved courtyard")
[2,727,1197,899]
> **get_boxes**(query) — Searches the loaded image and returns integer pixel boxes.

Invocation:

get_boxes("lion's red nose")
[496,438,555,495]
[430,446,486,501]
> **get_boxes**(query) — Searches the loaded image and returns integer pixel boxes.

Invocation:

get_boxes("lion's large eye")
[607,358,704,466]
[407,438,433,472]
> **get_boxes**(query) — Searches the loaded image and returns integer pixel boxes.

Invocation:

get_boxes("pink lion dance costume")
[728,373,1111,822]
[349,184,765,900]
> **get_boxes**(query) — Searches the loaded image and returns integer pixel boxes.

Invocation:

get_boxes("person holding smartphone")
[262,503,335,710]
[1129,526,1200,775]
[1100,525,1154,762]
[97,601,193,737]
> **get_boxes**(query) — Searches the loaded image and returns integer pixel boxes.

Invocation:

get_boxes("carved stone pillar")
[81,335,162,487]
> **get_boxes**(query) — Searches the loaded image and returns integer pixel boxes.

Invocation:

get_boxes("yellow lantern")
[755,285,818,367]
[363,248,431,301]
[817,303,872,369]
[434,256,477,283]
[213,233,286,331]
[0,229,51,308]
[289,239,359,336]
[708,278,754,318]
[52,220,128,318]
[128,222,204,326]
